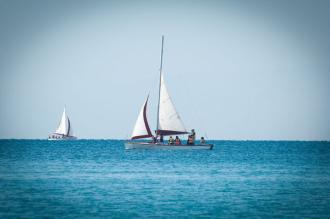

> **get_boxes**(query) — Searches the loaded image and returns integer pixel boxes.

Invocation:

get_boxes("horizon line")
[0,138,329,142]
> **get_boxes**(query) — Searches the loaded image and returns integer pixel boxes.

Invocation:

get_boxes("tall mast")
[156,35,164,136]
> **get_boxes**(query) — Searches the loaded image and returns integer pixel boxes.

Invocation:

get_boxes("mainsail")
[55,108,73,136]
[131,96,153,139]
[156,74,187,136]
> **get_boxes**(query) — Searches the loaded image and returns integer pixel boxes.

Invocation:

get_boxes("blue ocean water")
[0,140,329,218]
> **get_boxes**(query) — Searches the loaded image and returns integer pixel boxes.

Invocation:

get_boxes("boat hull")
[48,133,77,140]
[125,142,213,150]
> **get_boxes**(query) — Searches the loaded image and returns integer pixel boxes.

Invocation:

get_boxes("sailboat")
[125,36,213,150]
[48,107,77,140]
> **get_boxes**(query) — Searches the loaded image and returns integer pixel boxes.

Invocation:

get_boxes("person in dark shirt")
[187,135,193,145]
[200,137,206,144]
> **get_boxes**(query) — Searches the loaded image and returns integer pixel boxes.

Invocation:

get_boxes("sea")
[0,140,329,218]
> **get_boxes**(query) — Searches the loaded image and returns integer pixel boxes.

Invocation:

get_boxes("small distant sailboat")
[125,36,213,150]
[48,107,77,140]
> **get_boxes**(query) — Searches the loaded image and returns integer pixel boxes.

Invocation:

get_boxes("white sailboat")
[48,107,77,140]
[125,36,213,150]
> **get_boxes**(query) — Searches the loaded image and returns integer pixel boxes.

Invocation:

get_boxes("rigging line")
[156,35,164,136]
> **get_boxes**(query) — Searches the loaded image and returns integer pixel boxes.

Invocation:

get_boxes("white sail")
[55,108,72,136]
[131,96,152,139]
[157,74,187,135]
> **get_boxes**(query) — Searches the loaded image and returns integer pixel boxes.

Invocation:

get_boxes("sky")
[0,0,329,140]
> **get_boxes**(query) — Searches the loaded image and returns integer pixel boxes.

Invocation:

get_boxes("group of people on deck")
[152,129,207,145]
[165,129,206,145]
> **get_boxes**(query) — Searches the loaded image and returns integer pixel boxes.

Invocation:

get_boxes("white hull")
[48,133,77,140]
[125,142,213,150]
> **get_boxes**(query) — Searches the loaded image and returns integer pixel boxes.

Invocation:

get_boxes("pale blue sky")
[0,0,329,140]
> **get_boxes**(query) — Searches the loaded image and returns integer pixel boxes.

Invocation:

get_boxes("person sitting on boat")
[152,135,157,143]
[175,136,181,145]
[160,135,164,143]
[200,137,206,144]
[169,136,174,145]
[191,129,196,143]
[187,135,194,145]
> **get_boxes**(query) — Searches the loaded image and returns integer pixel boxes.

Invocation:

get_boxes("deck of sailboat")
[125,142,213,150]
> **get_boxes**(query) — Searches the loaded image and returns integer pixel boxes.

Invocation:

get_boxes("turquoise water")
[0,140,329,218]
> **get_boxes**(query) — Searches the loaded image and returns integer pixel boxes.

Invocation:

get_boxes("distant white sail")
[131,96,153,139]
[157,74,187,135]
[55,108,73,136]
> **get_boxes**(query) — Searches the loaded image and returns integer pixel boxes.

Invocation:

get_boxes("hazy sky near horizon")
[0,0,329,140]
